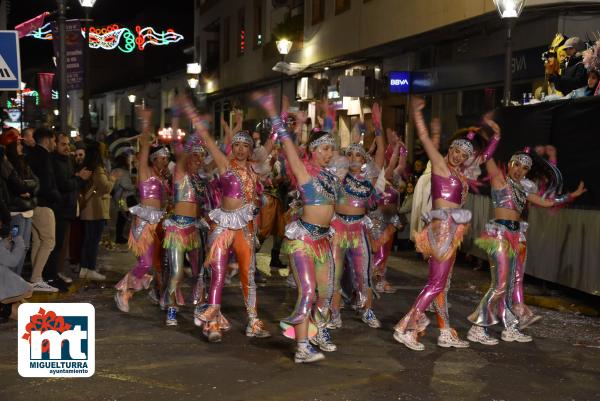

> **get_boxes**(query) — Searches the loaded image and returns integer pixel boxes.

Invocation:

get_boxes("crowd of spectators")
[0,127,120,322]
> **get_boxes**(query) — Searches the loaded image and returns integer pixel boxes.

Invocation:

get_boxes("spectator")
[397,181,414,250]
[111,153,136,244]
[45,133,91,289]
[75,142,86,166]
[565,70,599,99]
[79,143,115,281]
[69,143,87,267]
[0,129,39,277]
[21,127,36,151]
[0,227,32,322]
[26,128,61,292]
[549,37,587,95]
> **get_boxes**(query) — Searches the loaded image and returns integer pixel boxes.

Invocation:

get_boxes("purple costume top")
[220,170,244,200]
[431,170,468,206]
[139,176,164,201]
[336,173,375,209]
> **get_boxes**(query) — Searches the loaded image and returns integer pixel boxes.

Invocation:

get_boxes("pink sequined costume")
[115,175,166,295]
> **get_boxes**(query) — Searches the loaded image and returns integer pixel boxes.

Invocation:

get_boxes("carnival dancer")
[328,103,385,329]
[393,97,500,351]
[179,99,270,343]
[115,110,169,313]
[256,92,338,363]
[467,147,586,344]
[161,114,206,326]
[371,141,408,294]
[369,185,403,294]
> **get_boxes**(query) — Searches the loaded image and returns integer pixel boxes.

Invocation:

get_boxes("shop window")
[335,0,351,15]
[311,0,324,25]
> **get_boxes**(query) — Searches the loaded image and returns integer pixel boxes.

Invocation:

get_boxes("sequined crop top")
[220,161,257,203]
[336,173,375,209]
[174,173,198,204]
[299,169,338,206]
[491,177,536,214]
[220,170,243,200]
[431,170,467,206]
[139,176,163,201]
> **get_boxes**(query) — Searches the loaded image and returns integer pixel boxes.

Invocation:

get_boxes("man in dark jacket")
[25,128,62,292]
[44,133,92,289]
[44,133,91,289]
[549,36,588,95]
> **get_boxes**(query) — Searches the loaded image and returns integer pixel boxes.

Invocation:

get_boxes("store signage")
[389,71,410,93]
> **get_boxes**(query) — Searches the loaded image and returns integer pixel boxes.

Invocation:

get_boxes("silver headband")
[309,133,336,150]
[449,139,474,158]
[510,153,533,169]
[232,131,254,146]
[150,146,170,161]
[345,143,368,159]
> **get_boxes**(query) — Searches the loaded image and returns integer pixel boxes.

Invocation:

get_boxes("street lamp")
[79,0,97,137]
[276,39,293,110]
[128,94,136,130]
[187,77,199,89]
[494,0,526,106]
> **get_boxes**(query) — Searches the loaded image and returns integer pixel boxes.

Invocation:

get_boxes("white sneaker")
[326,312,343,330]
[81,269,106,281]
[467,325,499,345]
[437,328,470,348]
[393,330,425,351]
[32,280,59,293]
[501,327,533,343]
[310,327,337,352]
[294,342,325,364]
[57,272,73,283]
[361,309,382,329]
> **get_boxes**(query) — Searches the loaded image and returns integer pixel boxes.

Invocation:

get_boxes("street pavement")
[1,243,599,401]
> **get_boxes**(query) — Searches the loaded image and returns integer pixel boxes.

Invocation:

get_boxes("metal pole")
[81,8,91,137]
[20,90,23,132]
[57,0,68,132]
[130,102,135,130]
[279,54,285,112]
[503,18,515,106]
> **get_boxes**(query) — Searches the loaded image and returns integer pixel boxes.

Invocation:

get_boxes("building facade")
[194,0,600,149]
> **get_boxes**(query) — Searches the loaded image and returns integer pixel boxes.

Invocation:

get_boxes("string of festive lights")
[26,22,184,53]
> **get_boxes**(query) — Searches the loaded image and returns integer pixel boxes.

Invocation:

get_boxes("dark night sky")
[8,0,194,93]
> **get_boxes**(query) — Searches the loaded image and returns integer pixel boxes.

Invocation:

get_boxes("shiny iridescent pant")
[395,209,470,333]
[283,233,334,328]
[205,224,258,320]
[162,216,200,307]
[331,215,372,312]
[469,222,521,328]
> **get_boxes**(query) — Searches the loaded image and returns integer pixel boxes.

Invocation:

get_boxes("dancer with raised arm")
[115,110,170,313]
[256,92,337,363]
[467,147,586,344]
[393,97,500,351]
[179,98,270,343]
[328,103,385,329]
[160,113,206,326]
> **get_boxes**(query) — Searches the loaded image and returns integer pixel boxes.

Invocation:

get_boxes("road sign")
[0,31,21,91]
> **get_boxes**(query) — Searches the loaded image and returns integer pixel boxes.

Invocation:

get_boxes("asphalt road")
[1,246,599,401]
